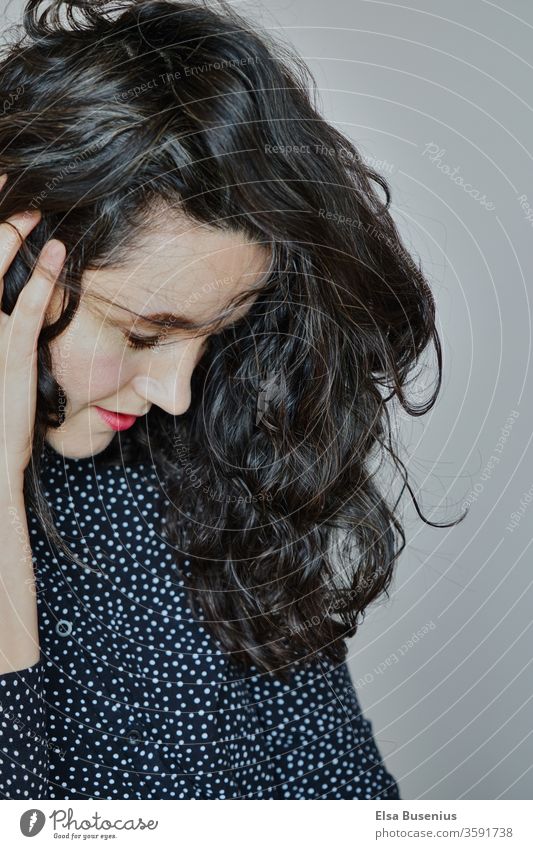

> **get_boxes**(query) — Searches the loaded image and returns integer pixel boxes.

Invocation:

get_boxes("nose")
[130,339,206,417]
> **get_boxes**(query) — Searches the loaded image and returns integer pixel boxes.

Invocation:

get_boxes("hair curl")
[0,0,464,682]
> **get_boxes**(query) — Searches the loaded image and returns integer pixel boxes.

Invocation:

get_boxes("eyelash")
[123,333,214,351]
[124,334,162,350]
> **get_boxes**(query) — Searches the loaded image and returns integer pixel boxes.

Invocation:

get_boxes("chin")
[45,430,116,459]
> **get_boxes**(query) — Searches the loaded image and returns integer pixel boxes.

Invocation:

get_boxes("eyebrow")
[132,306,253,332]
[83,278,263,337]
[91,300,255,337]
[132,311,214,331]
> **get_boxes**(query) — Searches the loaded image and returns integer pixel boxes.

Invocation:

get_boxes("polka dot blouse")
[0,437,401,800]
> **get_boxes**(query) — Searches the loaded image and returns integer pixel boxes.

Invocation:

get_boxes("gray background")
[1,0,532,799]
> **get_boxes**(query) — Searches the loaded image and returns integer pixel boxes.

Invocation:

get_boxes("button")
[127,727,143,744]
[55,619,73,637]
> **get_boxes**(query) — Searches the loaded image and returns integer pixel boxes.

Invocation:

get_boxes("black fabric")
[0,439,401,800]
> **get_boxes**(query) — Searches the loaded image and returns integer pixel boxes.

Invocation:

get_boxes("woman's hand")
[0,175,66,485]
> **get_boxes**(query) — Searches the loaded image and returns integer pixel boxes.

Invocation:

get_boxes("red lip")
[94,406,139,432]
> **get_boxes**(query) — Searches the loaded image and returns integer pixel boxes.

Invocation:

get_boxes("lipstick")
[94,406,138,432]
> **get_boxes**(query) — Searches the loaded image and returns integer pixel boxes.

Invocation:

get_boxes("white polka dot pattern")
[0,439,400,799]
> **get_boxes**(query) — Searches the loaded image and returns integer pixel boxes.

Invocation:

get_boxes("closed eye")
[123,311,248,351]
[124,333,162,350]
[123,331,212,352]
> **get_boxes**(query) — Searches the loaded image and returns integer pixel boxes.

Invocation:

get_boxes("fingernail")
[42,239,66,268]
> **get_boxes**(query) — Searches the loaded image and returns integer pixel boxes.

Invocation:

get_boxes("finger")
[0,203,42,304]
[0,208,42,274]
[10,239,66,354]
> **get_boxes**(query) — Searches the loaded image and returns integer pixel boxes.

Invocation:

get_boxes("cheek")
[50,333,133,402]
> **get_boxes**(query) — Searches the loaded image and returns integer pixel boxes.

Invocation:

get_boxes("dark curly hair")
[0,0,464,682]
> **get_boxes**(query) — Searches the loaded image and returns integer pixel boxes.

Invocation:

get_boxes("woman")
[0,0,457,799]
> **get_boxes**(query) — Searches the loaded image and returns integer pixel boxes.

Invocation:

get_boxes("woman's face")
[44,216,270,458]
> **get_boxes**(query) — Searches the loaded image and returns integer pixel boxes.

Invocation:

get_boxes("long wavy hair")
[0,0,463,681]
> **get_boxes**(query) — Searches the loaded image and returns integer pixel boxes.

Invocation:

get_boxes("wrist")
[0,473,26,505]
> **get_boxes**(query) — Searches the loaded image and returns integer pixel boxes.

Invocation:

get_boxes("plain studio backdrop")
[1,0,531,800]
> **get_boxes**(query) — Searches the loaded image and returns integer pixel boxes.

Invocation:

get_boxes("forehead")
[82,215,271,323]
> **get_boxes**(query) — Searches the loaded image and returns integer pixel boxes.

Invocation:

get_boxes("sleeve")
[246,652,401,800]
[0,660,49,798]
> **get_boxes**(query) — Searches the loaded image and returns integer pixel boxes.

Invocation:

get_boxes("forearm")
[0,484,40,674]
